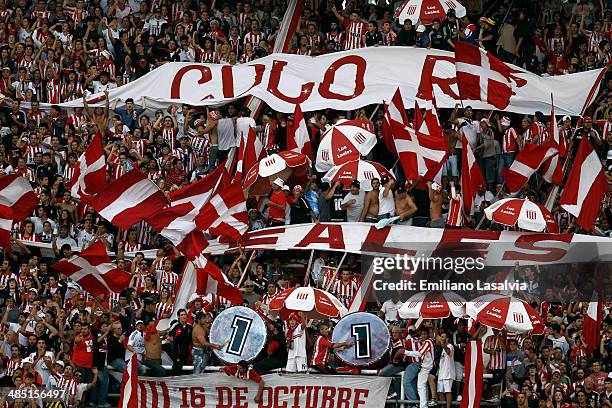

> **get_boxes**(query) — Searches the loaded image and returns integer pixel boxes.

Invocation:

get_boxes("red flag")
[455,41,526,110]
[146,166,228,259]
[381,89,407,156]
[541,94,563,185]
[287,103,313,159]
[194,182,248,243]
[383,88,447,181]
[52,241,131,297]
[583,290,603,354]
[93,170,168,229]
[234,126,266,182]
[502,141,560,193]
[460,133,484,214]
[67,132,106,204]
[560,137,608,231]
[118,354,138,408]
[460,340,484,408]
[194,255,243,305]
[0,174,39,219]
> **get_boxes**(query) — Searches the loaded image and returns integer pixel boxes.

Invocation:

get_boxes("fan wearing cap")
[427,181,446,228]
[395,185,418,225]
[497,116,521,179]
[415,24,429,47]
[571,115,602,158]
[476,17,497,52]
[285,312,308,373]
[220,360,266,403]
[268,178,288,227]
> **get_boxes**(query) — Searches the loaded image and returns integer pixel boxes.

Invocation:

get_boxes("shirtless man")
[394,186,418,225]
[442,128,459,183]
[202,108,220,172]
[192,312,221,374]
[143,320,167,377]
[82,89,110,135]
[360,178,380,222]
[427,181,446,228]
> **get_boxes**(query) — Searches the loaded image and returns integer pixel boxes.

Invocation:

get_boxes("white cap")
[607,150,612,160]
[416,25,426,33]
[273,178,284,188]
[562,115,571,122]
[282,185,290,191]
[55,360,65,368]
[431,182,442,192]
[501,116,511,127]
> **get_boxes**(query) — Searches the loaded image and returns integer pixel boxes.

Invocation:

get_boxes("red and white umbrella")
[268,286,348,320]
[398,291,466,319]
[243,151,310,196]
[466,294,545,334]
[484,198,559,232]
[394,0,466,25]
[315,119,377,172]
[321,160,394,191]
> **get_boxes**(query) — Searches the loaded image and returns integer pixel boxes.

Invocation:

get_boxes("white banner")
[56,48,603,115]
[209,223,612,265]
[135,373,391,408]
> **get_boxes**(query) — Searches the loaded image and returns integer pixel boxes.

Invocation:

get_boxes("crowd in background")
[0,0,610,407]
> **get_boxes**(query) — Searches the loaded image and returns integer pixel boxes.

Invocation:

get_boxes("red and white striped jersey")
[0,272,16,289]
[585,30,605,52]
[597,120,612,142]
[547,36,565,52]
[45,79,62,104]
[67,112,87,129]
[112,162,130,180]
[557,126,572,158]
[228,36,241,54]
[130,139,147,157]
[521,127,533,145]
[311,335,333,366]
[24,145,43,165]
[54,374,78,401]
[198,50,217,63]
[27,110,46,127]
[174,147,196,172]
[447,190,463,227]
[155,301,174,318]
[412,338,435,368]
[157,270,179,293]
[161,127,178,150]
[306,34,323,48]
[240,53,255,64]
[331,279,358,308]
[16,166,36,183]
[295,47,312,55]
[64,7,88,29]
[343,20,366,50]
[382,30,398,46]
[484,335,507,370]
[503,127,519,153]
[99,60,115,80]
[401,336,421,364]
[6,357,21,376]
[148,170,163,182]
[259,290,278,305]
[531,121,549,144]
[108,292,120,310]
[63,163,76,183]
[123,241,142,252]
[17,57,35,73]
[243,31,265,48]
[144,17,167,37]
[326,32,345,50]
[190,135,209,157]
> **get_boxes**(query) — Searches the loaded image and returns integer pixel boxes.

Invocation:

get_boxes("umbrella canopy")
[243,151,310,196]
[398,291,467,319]
[315,119,377,172]
[394,0,467,25]
[268,286,348,320]
[466,294,545,334]
[321,160,395,191]
[484,198,559,232]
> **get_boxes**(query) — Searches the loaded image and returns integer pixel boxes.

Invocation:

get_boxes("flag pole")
[237,250,257,287]
[368,104,381,121]
[324,252,348,292]
[303,249,315,286]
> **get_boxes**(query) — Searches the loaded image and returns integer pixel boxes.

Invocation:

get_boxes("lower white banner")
[134,373,391,408]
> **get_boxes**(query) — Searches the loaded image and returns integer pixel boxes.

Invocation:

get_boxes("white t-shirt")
[30,351,54,386]
[438,343,456,380]
[341,191,365,222]
[126,330,145,361]
[473,191,494,214]
[378,188,395,215]
[287,324,307,359]
[380,299,403,322]
[458,118,480,149]
[217,118,236,150]
[235,117,257,148]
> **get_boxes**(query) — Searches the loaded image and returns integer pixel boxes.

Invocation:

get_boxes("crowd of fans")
[0,0,609,407]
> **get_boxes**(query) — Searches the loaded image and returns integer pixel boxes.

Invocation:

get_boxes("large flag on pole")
[460,340,484,408]
[583,290,603,354]
[67,132,106,204]
[118,354,138,408]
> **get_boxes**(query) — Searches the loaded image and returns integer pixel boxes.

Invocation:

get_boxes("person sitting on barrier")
[220,360,265,403]
[310,321,352,374]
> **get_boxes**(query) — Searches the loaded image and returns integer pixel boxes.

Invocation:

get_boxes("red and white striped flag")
[194,255,243,305]
[118,354,138,408]
[93,170,168,229]
[461,340,484,408]
[461,133,484,214]
[0,174,39,251]
[541,95,563,186]
[502,141,559,193]
[583,290,603,354]
[381,89,405,156]
[67,132,106,204]
[287,103,313,159]
[559,137,608,231]
[51,241,131,296]
[194,182,248,243]
[146,166,228,259]
[234,126,265,182]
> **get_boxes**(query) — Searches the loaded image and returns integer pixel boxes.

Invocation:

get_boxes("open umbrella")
[398,291,467,319]
[268,286,348,320]
[243,151,310,196]
[394,0,467,25]
[315,119,377,172]
[466,294,544,334]
[321,160,395,191]
[484,198,559,232]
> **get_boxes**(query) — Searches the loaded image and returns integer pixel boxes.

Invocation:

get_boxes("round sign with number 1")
[209,306,268,364]
[331,312,390,367]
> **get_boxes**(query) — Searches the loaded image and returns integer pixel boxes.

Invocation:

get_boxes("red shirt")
[268,191,287,219]
[223,365,262,382]
[311,335,333,366]
[72,334,94,368]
